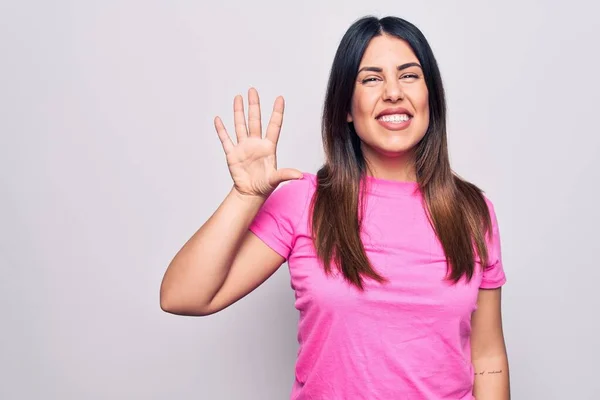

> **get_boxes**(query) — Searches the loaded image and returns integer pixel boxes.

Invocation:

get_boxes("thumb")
[271,168,304,185]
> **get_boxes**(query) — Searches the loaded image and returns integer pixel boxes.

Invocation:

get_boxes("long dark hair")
[311,16,493,290]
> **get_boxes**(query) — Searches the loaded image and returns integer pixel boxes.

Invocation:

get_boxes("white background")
[2,1,599,398]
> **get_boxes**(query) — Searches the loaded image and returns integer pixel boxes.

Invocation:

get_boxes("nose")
[383,80,404,102]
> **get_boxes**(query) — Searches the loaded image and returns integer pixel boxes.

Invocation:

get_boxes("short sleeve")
[248,174,313,260]
[480,197,507,289]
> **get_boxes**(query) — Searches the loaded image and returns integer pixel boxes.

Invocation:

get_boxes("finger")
[214,116,234,154]
[271,168,304,186]
[265,96,285,144]
[233,94,248,143]
[247,87,262,138]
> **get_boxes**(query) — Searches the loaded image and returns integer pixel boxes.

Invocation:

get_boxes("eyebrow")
[357,62,422,73]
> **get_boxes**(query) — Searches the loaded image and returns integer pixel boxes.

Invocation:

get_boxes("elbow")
[159,292,179,314]
[159,287,213,317]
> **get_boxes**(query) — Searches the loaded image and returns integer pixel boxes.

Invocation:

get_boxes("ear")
[346,112,353,123]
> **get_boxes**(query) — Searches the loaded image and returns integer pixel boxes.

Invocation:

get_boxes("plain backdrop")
[1,1,599,399]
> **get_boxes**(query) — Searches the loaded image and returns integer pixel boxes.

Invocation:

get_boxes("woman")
[160,15,510,400]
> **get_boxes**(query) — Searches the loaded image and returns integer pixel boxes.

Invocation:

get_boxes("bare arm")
[471,288,510,399]
[159,88,301,316]
[159,188,285,316]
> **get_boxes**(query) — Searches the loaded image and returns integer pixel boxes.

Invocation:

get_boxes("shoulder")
[455,175,500,232]
[272,172,317,196]
[261,172,317,214]
[249,173,316,258]
[481,193,499,224]
[479,193,502,252]
[482,194,496,214]
[454,176,499,222]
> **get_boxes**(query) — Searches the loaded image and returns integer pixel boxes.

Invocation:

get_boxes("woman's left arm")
[471,287,510,400]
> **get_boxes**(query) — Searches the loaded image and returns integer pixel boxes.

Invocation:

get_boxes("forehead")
[360,34,418,66]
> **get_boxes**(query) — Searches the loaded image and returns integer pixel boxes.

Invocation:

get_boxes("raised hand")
[214,88,302,198]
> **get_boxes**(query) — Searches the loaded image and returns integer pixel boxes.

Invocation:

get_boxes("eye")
[361,76,381,84]
[401,73,420,80]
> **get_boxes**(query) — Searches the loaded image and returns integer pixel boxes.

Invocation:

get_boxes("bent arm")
[159,187,284,316]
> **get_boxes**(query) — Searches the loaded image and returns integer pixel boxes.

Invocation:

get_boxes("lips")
[376,107,413,119]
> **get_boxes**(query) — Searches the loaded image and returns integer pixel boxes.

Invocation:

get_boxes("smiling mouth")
[377,113,412,123]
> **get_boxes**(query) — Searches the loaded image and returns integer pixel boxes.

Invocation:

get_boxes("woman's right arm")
[159,187,286,316]
[159,88,302,316]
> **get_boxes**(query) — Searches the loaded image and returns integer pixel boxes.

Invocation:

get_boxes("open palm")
[214,88,302,198]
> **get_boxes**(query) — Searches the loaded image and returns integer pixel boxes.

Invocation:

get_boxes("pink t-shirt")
[249,173,506,400]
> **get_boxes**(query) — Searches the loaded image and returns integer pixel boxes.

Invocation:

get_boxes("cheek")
[352,89,378,117]
[422,103,430,121]
[351,98,364,119]
[419,86,429,113]
[421,96,429,115]
[416,92,430,125]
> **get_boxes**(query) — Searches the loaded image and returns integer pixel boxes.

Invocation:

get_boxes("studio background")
[1,1,598,399]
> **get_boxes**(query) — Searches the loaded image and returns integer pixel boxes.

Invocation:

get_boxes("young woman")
[160,15,510,400]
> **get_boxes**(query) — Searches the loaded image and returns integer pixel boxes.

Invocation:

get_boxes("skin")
[348,34,430,182]
[471,288,511,399]
[160,89,298,317]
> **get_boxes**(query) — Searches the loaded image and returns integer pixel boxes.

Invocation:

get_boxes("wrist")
[229,186,268,208]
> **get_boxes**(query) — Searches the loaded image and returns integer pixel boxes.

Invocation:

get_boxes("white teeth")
[378,114,410,123]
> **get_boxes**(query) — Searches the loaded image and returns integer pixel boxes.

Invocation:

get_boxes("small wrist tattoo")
[475,369,503,376]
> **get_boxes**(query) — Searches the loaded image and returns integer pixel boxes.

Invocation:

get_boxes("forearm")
[160,187,265,313]
[472,354,510,400]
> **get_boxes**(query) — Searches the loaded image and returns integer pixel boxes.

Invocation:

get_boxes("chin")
[367,136,420,157]
[376,147,415,158]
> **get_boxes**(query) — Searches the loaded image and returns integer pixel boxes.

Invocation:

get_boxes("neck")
[361,144,417,182]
